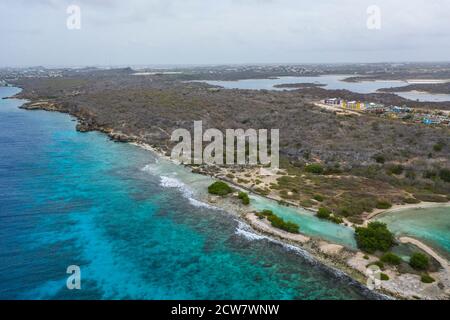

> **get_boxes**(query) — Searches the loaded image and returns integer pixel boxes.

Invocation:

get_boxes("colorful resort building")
[324,98,342,105]
[322,97,450,126]
[344,101,365,110]
[323,98,365,110]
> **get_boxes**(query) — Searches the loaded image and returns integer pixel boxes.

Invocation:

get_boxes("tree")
[380,273,389,281]
[387,164,404,175]
[305,163,324,174]
[238,191,250,205]
[409,253,429,270]
[313,194,324,202]
[208,181,233,196]
[317,207,331,219]
[316,207,343,224]
[257,210,300,234]
[354,222,395,253]
[380,252,402,265]
[421,274,435,283]
[376,200,392,210]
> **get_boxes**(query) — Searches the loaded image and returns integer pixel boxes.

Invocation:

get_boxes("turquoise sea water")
[375,207,450,260]
[0,86,376,300]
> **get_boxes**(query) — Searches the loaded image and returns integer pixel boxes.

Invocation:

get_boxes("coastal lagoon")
[395,91,450,103]
[201,75,450,102]
[250,196,357,249]
[375,206,450,260]
[0,87,374,300]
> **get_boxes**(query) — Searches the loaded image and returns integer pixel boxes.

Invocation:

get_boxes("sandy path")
[399,237,449,272]
[365,201,450,223]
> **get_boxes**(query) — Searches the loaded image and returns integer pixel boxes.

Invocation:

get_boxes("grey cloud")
[0,0,449,67]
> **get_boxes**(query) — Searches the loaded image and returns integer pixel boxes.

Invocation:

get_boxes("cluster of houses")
[324,98,366,110]
[323,98,450,126]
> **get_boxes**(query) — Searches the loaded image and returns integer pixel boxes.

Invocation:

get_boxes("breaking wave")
[159,176,217,209]
[235,221,267,241]
[141,163,159,174]
[233,220,388,299]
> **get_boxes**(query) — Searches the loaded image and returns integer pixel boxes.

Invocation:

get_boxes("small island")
[273,82,326,89]
[379,82,450,95]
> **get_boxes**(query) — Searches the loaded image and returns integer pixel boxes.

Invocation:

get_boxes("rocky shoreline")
[204,188,450,300]
[11,91,450,300]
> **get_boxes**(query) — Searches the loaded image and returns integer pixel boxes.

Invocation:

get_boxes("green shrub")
[254,187,270,196]
[277,220,300,234]
[380,273,389,281]
[208,181,233,196]
[238,192,250,205]
[328,215,344,224]
[355,222,395,253]
[259,210,274,217]
[317,207,331,219]
[439,168,450,183]
[380,252,402,265]
[316,207,343,224]
[376,200,392,210]
[300,200,314,208]
[409,253,429,270]
[258,210,300,234]
[366,260,384,270]
[421,274,435,283]
[305,163,324,174]
[387,164,404,175]
[374,154,385,164]
[338,208,351,217]
[403,197,420,204]
[423,170,438,179]
[313,194,324,202]
[363,255,370,260]
[433,143,444,152]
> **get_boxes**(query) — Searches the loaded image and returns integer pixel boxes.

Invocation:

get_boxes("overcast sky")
[1,0,449,67]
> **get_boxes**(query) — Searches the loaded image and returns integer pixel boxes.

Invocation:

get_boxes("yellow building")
[345,101,364,110]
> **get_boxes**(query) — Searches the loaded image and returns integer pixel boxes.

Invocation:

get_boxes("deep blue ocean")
[0,86,374,300]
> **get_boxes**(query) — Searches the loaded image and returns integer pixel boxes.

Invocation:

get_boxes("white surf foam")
[234,220,315,262]
[141,163,159,174]
[188,197,216,209]
[159,176,217,210]
[160,176,186,189]
[235,220,267,241]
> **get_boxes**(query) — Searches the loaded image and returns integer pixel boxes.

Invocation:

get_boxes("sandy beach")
[365,201,450,222]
